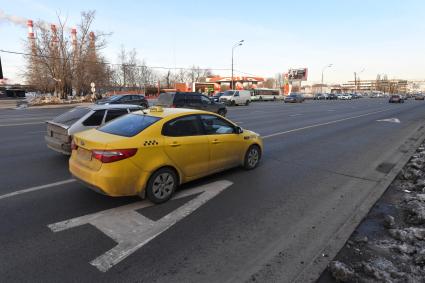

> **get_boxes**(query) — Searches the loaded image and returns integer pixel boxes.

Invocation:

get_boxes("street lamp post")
[231,40,244,90]
[321,64,333,94]
[354,68,365,93]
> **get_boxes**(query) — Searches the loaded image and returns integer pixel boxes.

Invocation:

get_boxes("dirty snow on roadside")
[318,145,425,282]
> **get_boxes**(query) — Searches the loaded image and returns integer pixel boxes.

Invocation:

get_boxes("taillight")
[71,139,78,150]
[92,148,137,163]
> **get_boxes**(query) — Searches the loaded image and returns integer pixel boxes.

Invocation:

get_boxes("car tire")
[218,109,226,116]
[245,100,250,106]
[231,100,236,106]
[243,145,261,170]
[146,168,177,204]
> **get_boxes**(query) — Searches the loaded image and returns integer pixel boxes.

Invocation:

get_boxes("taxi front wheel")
[243,145,261,170]
[146,168,177,204]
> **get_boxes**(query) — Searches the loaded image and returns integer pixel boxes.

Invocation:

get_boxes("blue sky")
[0,0,424,84]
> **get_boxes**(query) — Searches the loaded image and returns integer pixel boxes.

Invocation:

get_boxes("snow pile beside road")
[18,93,93,106]
[322,145,425,282]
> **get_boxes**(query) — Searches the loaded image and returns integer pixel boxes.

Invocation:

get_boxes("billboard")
[287,68,308,81]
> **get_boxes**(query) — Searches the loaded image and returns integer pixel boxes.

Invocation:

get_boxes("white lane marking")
[263,107,393,139]
[327,109,336,112]
[48,180,233,272]
[377,118,401,123]
[0,121,45,127]
[289,113,303,117]
[0,179,76,200]
[235,121,244,124]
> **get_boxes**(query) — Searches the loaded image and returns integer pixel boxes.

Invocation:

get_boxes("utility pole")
[231,40,244,90]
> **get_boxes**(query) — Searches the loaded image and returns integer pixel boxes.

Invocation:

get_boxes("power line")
[0,48,259,75]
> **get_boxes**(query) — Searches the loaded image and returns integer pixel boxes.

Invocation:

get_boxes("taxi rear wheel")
[146,168,177,204]
[243,145,261,170]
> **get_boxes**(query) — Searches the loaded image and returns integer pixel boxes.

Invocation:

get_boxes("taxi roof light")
[149,106,164,112]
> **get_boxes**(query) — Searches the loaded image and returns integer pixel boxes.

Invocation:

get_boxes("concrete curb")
[293,124,425,283]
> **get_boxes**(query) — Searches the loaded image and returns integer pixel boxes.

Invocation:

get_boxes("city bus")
[251,88,282,101]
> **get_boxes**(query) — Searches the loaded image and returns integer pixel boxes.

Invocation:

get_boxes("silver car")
[45,104,142,154]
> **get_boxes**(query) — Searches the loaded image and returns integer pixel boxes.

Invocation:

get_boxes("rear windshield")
[157,93,175,106]
[98,114,161,137]
[52,107,91,126]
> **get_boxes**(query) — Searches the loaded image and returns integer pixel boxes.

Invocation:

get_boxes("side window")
[82,110,106,126]
[174,94,186,106]
[105,109,129,123]
[201,95,211,104]
[162,115,203,137]
[120,96,131,103]
[200,115,235,135]
[131,95,141,101]
[234,91,240,97]
[187,94,201,105]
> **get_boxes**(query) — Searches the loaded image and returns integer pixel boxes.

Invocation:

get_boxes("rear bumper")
[45,135,71,155]
[69,156,151,197]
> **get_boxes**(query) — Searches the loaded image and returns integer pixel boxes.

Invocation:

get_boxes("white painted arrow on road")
[48,180,232,272]
[377,118,401,123]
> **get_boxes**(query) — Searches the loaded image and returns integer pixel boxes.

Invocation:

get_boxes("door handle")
[211,139,221,144]
[170,141,181,147]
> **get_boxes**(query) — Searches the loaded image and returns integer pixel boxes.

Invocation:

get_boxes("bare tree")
[25,10,110,98]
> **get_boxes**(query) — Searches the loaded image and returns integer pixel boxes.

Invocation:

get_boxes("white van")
[219,90,251,106]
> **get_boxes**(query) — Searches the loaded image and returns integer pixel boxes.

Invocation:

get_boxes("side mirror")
[235,126,243,134]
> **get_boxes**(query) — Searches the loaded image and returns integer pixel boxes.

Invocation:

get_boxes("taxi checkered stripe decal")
[143,140,158,146]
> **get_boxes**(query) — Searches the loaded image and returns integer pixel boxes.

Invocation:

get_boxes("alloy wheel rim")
[248,148,259,167]
[152,173,174,199]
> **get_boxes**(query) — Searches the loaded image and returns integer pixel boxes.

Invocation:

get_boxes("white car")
[219,90,251,106]
[45,104,142,154]
[339,94,352,100]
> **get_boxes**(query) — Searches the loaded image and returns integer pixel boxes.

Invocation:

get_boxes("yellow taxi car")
[69,107,263,203]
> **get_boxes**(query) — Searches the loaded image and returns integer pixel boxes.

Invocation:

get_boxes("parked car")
[212,92,224,102]
[69,107,263,203]
[389,95,404,103]
[219,90,251,106]
[328,93,339,100]
[45,104,142,155]
[96,94,149,108]
[284,94,304,103]
[415,94,425,100]
[314,93,327,100]
[157,92,227,116]
[339,94,352,100]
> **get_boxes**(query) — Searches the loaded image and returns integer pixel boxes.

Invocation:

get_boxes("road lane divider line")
[0,121,45,127]
[0,179,76,200]
[263,107,393,139]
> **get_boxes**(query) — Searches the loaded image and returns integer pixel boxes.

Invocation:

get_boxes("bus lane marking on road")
[48,180,233,272]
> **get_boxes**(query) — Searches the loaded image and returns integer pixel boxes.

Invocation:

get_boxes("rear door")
[162,115,209,178]
[186,94,202,110]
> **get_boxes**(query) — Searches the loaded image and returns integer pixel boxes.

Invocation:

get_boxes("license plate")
[77,148,92,161]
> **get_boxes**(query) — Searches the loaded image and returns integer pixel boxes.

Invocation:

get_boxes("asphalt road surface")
[2,98,425,282]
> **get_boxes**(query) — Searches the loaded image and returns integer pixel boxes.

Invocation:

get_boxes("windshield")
[222,91,235,96]
[98,114,161,137]
[52,107,91,126]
